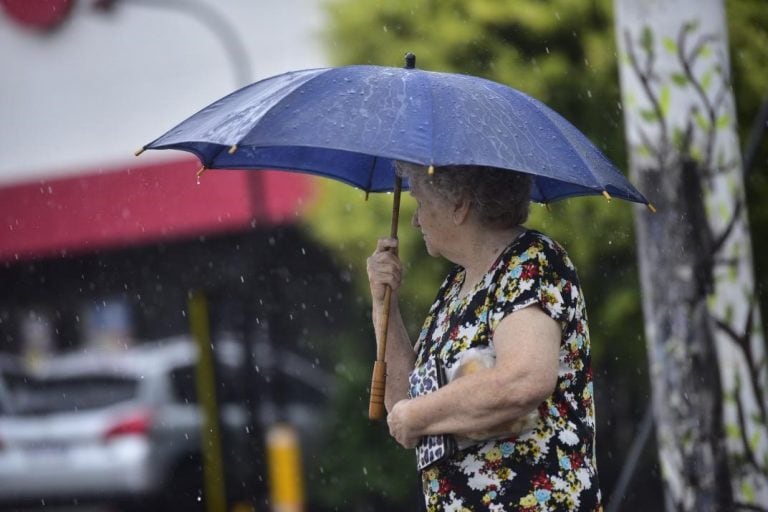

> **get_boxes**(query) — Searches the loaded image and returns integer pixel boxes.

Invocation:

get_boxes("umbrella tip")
[228,144,238,155]
[647,203,657,213]
[404,52,416,69]
[195,166,207,184]
[427,165,434,175]
[134,146,145,157]
[602,190,612,202]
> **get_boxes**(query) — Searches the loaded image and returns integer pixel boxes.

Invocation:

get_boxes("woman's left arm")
[387,304,561,448]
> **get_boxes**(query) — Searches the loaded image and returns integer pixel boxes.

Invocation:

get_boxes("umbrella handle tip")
[134,147,146,157]
[368,360,387,420]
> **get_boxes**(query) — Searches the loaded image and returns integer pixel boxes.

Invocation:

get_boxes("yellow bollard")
[266,423,305,512]
[189,291,228,512]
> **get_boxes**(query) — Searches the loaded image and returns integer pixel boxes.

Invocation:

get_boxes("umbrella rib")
[209,68,334,157]
[530,99,621,194]
[427,73,436,169]
[492,87,606,194]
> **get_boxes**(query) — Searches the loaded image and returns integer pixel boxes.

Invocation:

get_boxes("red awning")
[0,158,314,263]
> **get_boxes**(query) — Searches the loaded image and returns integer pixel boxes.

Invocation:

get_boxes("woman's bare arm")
[387,305,560,447]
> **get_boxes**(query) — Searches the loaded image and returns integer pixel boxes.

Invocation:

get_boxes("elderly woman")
[367,162,602,511]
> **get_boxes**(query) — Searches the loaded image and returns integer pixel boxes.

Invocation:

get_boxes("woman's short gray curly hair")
[396,162,533,229]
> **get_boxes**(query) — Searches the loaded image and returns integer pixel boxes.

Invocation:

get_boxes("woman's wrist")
[402,397,427,437]
[372,292,399,317]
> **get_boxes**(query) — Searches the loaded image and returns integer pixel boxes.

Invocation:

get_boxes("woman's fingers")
[368,239,402,281]
[367,238,402,301]
[368,254,401,280]
[367,262,401,301]
[376,237,398,253]
[387,399,419,448]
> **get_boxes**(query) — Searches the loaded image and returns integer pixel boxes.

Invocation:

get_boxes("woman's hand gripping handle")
[366,237,401,419]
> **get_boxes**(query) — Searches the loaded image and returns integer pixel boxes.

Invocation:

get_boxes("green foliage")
[301,0,768,507]
[305,331,418,509]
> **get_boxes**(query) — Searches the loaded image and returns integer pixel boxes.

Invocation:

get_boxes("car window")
[4,373,139,415]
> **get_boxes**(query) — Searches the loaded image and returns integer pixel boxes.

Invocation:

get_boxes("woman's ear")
[452,198,472,225]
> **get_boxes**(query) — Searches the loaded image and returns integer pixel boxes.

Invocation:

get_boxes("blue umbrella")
[138,55,650,206]
[137,54,651,420]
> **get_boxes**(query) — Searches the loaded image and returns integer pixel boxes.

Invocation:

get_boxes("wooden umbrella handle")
[368,176,403,420]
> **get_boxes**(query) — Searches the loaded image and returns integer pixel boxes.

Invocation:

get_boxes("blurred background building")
[0,0,330,357]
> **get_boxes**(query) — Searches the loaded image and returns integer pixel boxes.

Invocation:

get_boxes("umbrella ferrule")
[228,144,238,155]
[602,190,612,202]
[134,146,146,157]
[405,52,416,69]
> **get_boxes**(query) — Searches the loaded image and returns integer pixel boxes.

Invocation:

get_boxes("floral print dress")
[413,230,602,511]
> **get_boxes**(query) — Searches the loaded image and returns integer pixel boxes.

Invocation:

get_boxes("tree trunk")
[614,0,768,510]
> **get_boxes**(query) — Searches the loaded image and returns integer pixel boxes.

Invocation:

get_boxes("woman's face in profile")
[410,179,454,258]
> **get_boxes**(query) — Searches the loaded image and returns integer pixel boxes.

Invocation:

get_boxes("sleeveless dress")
[413,230,602,511]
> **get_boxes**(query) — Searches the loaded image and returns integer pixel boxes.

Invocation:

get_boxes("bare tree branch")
[711,198,743,255]
[625,28,670,169]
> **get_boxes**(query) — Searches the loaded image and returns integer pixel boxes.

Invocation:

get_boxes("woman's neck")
[455,225,525,296]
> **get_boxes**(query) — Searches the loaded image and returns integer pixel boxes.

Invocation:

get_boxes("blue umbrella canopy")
[141,60,650,206]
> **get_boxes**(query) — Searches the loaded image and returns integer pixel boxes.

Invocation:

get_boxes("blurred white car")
[0,338,252,512]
